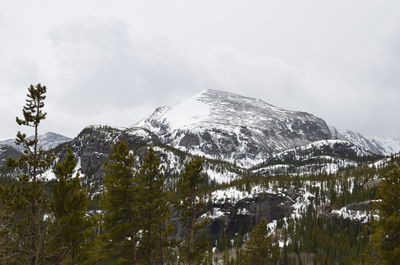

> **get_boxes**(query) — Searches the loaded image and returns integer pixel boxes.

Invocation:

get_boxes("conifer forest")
[0,84,399,265]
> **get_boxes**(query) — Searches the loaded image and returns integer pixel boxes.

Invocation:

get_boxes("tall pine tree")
[98,140,138,265]
[177,157,209,265]
[47,149,90,264]
[0,84,54,265]
[373,168,400,265]
[135,147,173,265]
[241,220,279,265]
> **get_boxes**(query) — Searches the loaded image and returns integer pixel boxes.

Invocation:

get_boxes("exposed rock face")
[0,145,21,168]
[209,193,293,238]
[171,191,294,240]
[55,126,157,194]
[179,133,200,147]
[137,89,333,167]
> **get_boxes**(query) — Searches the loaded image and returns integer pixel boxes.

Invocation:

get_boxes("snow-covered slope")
[252,140,379,176]
[137,90,397,168]
[0,132,72,151]
[330,127,400,156]
[137,89,333,167]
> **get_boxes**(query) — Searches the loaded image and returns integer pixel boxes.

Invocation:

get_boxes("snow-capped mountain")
[137,89,333,167]
[137,89,398,168]
[330,127,400,156]
[1,89,396,189]
[0,132,72,152]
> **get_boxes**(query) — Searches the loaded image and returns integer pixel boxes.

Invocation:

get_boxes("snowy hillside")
[136,90,397,168]
[252,140,379,176]
[1,90,396,187]
[330,127,400,155]
[137,89,333,167]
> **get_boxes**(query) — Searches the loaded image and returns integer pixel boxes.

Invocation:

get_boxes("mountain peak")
[139,89,313,131]
[137,89,333,167]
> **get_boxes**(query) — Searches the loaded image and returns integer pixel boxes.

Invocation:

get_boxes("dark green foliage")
[177,157,210,265]
[1,84,399,264]
[135,147,173,265]
[0,180,47,264]
[240,220,279,265]
[0,84,53,265]
[98,140,138,264]
[284,206,370,265]
[9,84,54,182]
[47,149,90,264]
[373,168,400,265]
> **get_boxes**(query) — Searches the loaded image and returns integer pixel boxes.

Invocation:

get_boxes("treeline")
[0,85,214,264]
[1,84,399,265]
[216,157,400,265]
[0,84,275,265]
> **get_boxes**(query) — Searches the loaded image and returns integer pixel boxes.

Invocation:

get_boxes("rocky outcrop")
[0,145,21,168]
[54,126,157,193]
[171,191,295,241]
[208,192,293,239]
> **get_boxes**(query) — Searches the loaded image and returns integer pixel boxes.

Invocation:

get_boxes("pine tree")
[373,168,400,265]
[177,157,209,265]
[241,220,279,265]
[135,147,173,265]
[0,84,54,265]
[98,140,138,264]
[47,149,90,264]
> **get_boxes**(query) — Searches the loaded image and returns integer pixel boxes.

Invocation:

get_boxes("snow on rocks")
[137,89,333,168]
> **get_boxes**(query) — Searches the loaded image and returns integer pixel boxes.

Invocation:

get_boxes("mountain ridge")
[0,132,72,152]
[137,89,334,167]
[136,89,398,167]
[1,89,397,188]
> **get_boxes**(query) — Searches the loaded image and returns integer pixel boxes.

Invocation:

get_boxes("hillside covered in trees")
[0,84,399,265]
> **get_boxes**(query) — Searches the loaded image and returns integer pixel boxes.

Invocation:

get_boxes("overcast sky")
[1,0,399,140]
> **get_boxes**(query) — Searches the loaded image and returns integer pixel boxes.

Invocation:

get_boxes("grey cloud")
[47,19,205,114]
[1,1,400,140]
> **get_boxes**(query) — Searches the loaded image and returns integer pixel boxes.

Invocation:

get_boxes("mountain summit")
[137,89,399,167]
[138,89,334,166]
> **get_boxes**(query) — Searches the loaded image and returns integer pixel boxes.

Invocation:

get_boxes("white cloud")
[0,0,399,140]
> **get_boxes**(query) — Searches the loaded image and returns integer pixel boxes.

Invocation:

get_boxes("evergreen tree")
[47,149,90,264]
[373,168,400,265]
[0,84,53,265]
[135,147,173,265]
[98,140,138,265]
[176,157,209,265]
[241,220,279,265]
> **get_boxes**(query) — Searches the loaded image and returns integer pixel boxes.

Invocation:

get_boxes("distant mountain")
[137,89,396,168]
[0,89,396,252]
[0,132,72,152]
[137,89,333,167]
[1,89,397,191]
[330,127,400,156]
[39,125,245,194]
